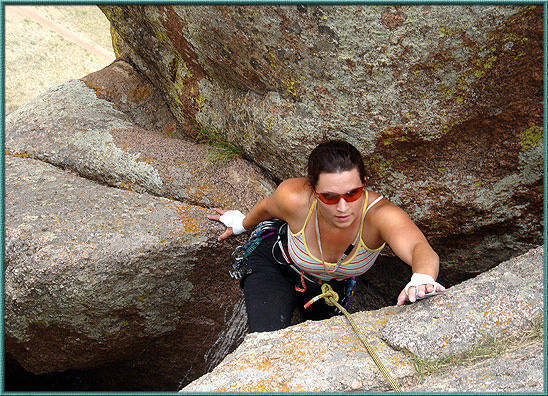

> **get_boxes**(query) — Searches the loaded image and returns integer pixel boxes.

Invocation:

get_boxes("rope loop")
[320,283,339,306]
[304,282,402,392]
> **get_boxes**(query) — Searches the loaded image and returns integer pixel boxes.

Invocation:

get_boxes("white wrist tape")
[219,210,247,235]
[404,273,443,300]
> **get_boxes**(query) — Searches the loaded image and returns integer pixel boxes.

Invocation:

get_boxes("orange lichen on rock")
[5,149,29,158]
[238,378,295,392]
[83,79,103,95]
[119,180,134,192]
[129,85,151,102]
[170,203,201,233]
[254,357,273,371]
[439,334,453,349]
[163,120,177,135]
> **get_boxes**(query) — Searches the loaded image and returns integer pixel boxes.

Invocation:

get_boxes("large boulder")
[3,61,278,389]
[5,61,276,212]
[182,246,543,392]
[4,154,246,387]
[100,4,543,275]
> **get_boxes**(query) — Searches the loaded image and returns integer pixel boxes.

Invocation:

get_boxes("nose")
[336,197,349,212]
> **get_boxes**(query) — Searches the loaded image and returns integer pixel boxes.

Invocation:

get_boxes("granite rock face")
[4,154,246,385]
[3,62,277,388]
[406,341,543,392]
[379,245,543,358]
[5,62,276,212]
[100,5,544,275]
[182,246,543,392]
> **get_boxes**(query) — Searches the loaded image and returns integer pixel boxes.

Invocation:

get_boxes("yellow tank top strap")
[358,190,369,241]
[293,198,316,235]
[360,191,387,251]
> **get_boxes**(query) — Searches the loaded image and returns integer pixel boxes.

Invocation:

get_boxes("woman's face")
[314,167,365,229]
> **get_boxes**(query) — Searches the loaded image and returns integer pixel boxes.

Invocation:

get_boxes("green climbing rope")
[306,283,402,392]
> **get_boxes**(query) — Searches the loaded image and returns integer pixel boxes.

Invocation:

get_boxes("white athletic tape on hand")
[219,210,247,235]
[404,273,443,300]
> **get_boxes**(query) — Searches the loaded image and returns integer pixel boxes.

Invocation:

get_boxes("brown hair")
[307,140,366,188]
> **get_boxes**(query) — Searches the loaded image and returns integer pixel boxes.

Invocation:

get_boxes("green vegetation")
[196,125,244,164]
[409,318,543,383]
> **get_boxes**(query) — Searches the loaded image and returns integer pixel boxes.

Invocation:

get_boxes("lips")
[335,215,351,222]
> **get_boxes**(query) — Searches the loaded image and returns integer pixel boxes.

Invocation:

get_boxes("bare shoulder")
[274,178,312,212]
[365,190,388,211]
[364,192,430,252]
[365,192,416,232]
[364,191,407,223]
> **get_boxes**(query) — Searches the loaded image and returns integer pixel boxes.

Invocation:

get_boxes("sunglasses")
[315,186,364,205]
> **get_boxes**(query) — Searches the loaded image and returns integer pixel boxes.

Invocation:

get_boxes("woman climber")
[207,140,445,332]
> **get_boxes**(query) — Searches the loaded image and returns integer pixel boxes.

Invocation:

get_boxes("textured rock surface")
[101,5,544,275]
[183,307,415,392]
[380,246,543,358]
[3,60,277,388]
[4,154,246,387]
[182,246,543,392]
[82,59,179,135]
[406,341,543,392]
[5,67,275,212]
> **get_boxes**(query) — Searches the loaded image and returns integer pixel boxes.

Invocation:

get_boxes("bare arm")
[207,178,308,241]
[369,202,445,305]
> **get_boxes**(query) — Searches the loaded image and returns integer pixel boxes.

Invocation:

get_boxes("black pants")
[241,233,348,333]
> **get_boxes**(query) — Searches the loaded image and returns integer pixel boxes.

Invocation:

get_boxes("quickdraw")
[229,219,285,279]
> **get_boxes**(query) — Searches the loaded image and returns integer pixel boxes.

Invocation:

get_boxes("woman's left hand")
[397,273,445,306]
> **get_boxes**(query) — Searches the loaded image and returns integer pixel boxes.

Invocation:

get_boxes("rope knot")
[320,283,339,306]
[304,283,339,309]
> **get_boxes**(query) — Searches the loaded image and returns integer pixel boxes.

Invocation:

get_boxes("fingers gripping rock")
[404,273,444,300]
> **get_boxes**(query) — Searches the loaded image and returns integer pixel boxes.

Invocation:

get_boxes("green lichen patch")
[519,125,543,151]
[483,55,497,69]
[438,26,456,37]
[110,25,125,58]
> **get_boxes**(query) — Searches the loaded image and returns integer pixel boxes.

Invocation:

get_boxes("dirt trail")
[10,6,113,61]
[5,5,115,114]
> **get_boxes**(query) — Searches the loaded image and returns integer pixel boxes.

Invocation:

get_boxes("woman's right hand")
[207,208,245,241]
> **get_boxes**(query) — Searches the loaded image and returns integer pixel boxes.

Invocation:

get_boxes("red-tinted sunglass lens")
[344,187,364,202]
[317,187,364,204]
[317,193,339,204]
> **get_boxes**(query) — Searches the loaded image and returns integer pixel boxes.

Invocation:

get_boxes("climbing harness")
[230,218,318,282]
[306,284,402,392]
[229,219,285,279]
[230,219,358,310]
